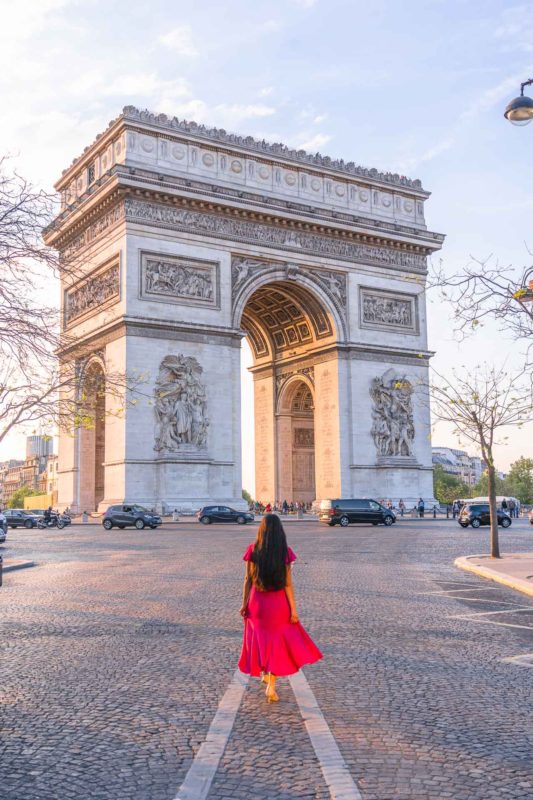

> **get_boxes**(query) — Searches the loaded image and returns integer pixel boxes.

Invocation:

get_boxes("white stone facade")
[45,107,444,512]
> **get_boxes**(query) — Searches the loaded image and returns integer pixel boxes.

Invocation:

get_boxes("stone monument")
[44,107,444,512]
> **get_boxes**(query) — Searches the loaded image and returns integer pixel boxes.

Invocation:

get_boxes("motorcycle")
[37,513,69,530]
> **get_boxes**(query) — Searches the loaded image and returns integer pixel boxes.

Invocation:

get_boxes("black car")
[458,503,511,529]
[0,512,7,541]
[319,498,396,527]
[102,505,162,530]
[197,506,255,525]
[4,509,40,529]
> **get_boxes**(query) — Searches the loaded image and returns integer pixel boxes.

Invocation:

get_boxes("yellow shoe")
[265,684,279,703]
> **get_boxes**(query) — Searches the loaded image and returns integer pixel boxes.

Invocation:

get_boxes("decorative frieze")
[62,204,124,258]
[370,369,414,458]
[360,288,418,334]
[125,199,427,272]
[64,261,120,325]
[140,251,219,307]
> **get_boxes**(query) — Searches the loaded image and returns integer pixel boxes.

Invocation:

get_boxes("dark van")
[320,499,396,527]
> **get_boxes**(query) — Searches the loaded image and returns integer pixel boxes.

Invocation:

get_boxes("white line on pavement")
[414,587,503,595]
[449,606,533,618]
[290,670,363,800]
[174,669,249,800]
[501,653,533,667]
[451,617,533,631]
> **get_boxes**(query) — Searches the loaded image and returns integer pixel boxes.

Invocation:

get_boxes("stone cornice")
[49,165,444,249]
[58,105,427,193]
[47,183,439,275]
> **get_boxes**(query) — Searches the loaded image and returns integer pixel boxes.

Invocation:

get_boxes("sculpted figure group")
[154,355,209,451]
[363,294,412,328]
[370,371,415,458]
[145,258,213,301]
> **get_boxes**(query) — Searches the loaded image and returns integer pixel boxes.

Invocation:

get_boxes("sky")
[1,0,532,492]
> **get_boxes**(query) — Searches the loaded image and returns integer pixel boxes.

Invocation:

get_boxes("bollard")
[0,554,3,587]
[172,509,179,522]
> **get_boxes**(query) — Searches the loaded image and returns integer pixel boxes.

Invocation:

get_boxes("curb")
[455,555,533,599]
[3,560,36,573]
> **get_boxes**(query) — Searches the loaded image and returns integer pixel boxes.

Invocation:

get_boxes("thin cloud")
[159,25,199,57]
[295,132,332,151]
[292,0,318,7]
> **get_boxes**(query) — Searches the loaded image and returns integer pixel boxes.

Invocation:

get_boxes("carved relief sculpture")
[154,355,209,452]
[370,369,414,457]
[65,263,120,324]
[294,428,315,447]
[360,289,417,333]
[141,252,218,306]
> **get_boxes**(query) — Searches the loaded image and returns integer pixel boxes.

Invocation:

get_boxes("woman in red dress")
[238,514,322,702]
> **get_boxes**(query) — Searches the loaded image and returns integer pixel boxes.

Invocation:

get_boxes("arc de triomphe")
[45,106,444,512]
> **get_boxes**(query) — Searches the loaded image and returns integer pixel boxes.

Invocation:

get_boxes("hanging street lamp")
[504,78,533,125]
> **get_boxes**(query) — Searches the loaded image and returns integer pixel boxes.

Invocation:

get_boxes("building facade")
[432,447,486,486]
[44,107,444,512]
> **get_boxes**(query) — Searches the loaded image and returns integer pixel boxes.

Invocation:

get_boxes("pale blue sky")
[1,0,532,488]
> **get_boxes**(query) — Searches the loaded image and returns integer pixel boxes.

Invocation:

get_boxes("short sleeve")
[286,546,297,564]
[243,544,254,562]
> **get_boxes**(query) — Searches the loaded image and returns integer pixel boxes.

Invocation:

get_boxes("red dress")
[238,544,322,677]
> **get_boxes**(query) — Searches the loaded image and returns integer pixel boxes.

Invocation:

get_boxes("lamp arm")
[520,78,533,95]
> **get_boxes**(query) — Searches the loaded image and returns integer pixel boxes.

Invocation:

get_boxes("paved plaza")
[1,518,533,800]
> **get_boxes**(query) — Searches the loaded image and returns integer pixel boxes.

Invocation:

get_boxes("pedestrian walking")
[238,514,322,703]
[418,497,425,518]
[399,498,405,517]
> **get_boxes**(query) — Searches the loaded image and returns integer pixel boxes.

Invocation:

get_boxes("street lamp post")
[504,78,533,125]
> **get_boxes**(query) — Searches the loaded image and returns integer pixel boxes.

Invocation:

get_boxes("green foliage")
[7,486,42,509]
[242,489,254,505]
[506,456,533,504]
[472,471,507,498]
[433,464,471,505]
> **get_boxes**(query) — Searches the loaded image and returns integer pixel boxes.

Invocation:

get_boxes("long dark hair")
[249,514,289,591]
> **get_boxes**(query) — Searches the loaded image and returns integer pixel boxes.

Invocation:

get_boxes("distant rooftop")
[63,105,425,192]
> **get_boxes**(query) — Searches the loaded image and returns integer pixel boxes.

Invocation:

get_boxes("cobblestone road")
[1,518,532,799]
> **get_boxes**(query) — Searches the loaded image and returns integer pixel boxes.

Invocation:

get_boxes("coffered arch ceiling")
[241,281,335,362]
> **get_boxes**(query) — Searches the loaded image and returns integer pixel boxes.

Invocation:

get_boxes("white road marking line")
[290,670,363,800]
[449,606,533,618]
[174,669,249,800]
[501,653,533,667]
[451,617,533,631]
[441,597,521,605]
[415,587,502,595]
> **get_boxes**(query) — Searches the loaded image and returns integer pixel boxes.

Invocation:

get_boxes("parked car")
[28,509,47,519]
[197,506,255,525]
[102,505,162,530]
[4,509,41,529]
[458,503,512,529]
[319,498,396,527]
[529,508,533,525]
[0,511,7,541]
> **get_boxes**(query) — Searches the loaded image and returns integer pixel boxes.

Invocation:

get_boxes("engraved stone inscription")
[65,262,119,324]
[141,252,218,306]
[370,369,414,457]
[360,289,417,333]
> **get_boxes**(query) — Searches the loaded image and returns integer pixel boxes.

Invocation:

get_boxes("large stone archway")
[237,276,339,504]
[46,107,444,512]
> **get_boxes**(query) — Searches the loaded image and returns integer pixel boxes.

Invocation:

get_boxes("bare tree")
[0,159,138,447]
[430,365,533,558]
[431,257,533,349]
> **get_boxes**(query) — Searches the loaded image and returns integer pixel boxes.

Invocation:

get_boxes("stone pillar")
[314,358,343,500]
[254,374,276,503]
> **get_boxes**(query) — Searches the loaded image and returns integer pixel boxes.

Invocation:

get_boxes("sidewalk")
[455,553,533,599]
